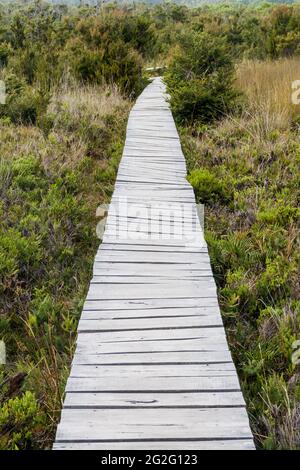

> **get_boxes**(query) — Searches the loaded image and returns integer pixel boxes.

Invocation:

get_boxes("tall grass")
[50,83,125,125]
[47,83,129,168]
[236,58,300,139]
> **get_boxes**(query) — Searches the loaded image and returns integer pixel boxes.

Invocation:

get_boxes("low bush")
[165,31,239,124]
[188,168,232,204]
[0,73,48,125]
[0,391,45,450]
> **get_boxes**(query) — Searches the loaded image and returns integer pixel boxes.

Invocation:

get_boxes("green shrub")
[0,73,49,125]
[12,155,46,192]
[257,203,300,227]
[0,42,11,68]
[65,37,143,96]
[0,229,42,294]
[165,32,239,123]
[188,168,232,204]
[257,256,296,303]
[221,268,257,316]
[0,391,45,450]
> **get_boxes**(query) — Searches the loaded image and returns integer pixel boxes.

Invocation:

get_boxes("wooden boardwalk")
[54,78,254,450]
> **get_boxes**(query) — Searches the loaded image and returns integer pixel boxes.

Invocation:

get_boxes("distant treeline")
[1,1,300,137]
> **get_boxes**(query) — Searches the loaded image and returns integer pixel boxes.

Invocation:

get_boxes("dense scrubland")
[0,0,299,449]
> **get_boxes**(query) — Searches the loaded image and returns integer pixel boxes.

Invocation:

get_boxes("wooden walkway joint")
[54,78,254,450]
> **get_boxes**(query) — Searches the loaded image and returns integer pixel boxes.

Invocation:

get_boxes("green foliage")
[0,3,154,100]
[0,391,45,450]
[0,42,11,67]
[182,106,300,449]
[165,31,238,123]
[0,73,49,124]
[0,82,129,448]
[65,38,144,95]
[188,168,232,204]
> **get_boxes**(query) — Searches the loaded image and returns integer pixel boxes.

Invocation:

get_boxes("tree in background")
[165,31,239,123]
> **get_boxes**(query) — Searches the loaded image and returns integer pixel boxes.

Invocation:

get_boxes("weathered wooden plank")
[96,244,208,255]
[93,262,211,271]
[76,339,230,355]
[91,274,213,282]
[100,238,207,247]
[55,408,253,441]
[80,305,221,319]
[90,277,214,287]
[104,219,202,232]
[66,376,240,393]
[105,204,201,216]
[70,362,236,377]
[72,350,234,365]
[102,227,204,239]
[85,283,217,301]
[83,297,220,311]
[77,314,223,331]
[76,326,227,344]
[90,277,216,287]
[63,390,245,408]
[81,304,220,315]
[53,439,255,450]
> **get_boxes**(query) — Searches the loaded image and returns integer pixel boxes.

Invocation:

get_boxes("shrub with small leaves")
[165,31,239,123]
[0,391,45,450]
[188,168,232,204]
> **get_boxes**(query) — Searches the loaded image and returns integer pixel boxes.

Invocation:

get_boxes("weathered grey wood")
[94,252,210,264]
[76,327,228,344]
[77,314,223,331]
[65,376,240,393]
[70,362,236,376]
[75,338,230,355]
[63,390,245,407]
[72,350,234,365]
[81,304,220,315]
[54,77,254,450]
[90,277,213,286]
[53,440,255,450]
[55,408,253,441]
[83,297,220,311]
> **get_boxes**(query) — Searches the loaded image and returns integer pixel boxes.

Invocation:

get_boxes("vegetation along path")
[53,78,254,450]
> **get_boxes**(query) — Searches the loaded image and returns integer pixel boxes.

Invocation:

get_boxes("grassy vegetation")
[236,58,300,133]
[1,0,300,450]
[178,57,300,449]
[0,84,130,449]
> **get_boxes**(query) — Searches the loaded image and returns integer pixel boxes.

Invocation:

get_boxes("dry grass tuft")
[260,381,300,450]
[50,83,126,123]
[236,58,300,139]
[45,83,130,167]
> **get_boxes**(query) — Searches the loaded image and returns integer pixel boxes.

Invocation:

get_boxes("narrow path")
[54,78,254,450]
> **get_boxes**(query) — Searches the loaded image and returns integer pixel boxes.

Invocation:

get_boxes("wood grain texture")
[53,440,254,450]
[54,77,254,450]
